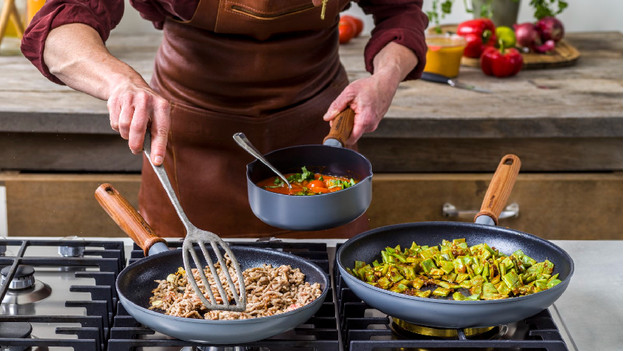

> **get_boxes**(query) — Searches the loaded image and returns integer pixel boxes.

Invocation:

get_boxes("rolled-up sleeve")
[357,0,429,81]
[20,0,124,84]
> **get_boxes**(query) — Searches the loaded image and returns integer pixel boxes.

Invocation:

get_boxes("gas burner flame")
[390,317,501,340]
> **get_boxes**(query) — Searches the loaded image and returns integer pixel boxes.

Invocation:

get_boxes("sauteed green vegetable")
[348,238,561,300]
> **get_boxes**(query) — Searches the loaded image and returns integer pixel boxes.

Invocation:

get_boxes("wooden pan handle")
[94,183,166,256]
[474,154,522,225]
[323,107,355,146]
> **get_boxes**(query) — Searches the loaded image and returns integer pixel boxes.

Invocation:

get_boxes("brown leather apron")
[138,0,369,238]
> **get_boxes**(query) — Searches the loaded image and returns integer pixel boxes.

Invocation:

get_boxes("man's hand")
[107,81,170,165]
[322,75,395,146]
[323,42,418,145]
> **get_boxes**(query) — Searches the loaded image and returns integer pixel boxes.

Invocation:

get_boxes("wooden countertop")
[1,31,621,136]
[0,31,621,172]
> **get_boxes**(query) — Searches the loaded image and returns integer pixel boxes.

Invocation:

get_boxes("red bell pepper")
[480,46,524,78]
[456,19,497,58]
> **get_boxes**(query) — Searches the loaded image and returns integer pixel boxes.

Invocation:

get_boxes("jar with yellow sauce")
[27,0,45,23]
[423,34,467,78]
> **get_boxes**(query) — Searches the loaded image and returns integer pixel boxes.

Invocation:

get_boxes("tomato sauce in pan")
[256,167,357,196]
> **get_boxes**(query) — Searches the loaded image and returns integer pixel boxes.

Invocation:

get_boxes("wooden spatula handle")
[475,154,521,225]
[94,183,166,255]
[323,107,355,146]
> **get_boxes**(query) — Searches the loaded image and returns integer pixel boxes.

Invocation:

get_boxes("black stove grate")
[334,250,570,351]
[0,315,104,351]
[108,240,340,351]
[0,238,126,351]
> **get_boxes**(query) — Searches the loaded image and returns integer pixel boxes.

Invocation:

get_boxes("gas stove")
[0,237,124,351]
[0,237,574,351]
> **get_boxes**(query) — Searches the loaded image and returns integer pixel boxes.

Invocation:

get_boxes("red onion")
[533,40,556,53]
[513,22,541,49]
[536,17,565,43]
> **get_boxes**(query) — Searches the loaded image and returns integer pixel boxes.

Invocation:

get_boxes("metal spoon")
[233,132,292,189]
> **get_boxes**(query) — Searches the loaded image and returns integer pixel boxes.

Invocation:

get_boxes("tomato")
[309,187,330,194]
[307,180,326,189]
[256,167,358,196]
[338,18,355,44]
[341,15,363,37]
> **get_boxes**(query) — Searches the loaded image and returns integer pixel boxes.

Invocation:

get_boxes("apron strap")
[174,0,220,30]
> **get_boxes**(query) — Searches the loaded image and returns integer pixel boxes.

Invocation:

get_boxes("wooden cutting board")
[460,39,580,69]
[430,24,581,69]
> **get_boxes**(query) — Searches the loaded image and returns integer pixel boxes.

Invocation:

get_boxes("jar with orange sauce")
[423,34,467,78]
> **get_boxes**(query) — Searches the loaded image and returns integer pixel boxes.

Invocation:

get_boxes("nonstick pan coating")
[117,245,329,344]
[336,221,574,328]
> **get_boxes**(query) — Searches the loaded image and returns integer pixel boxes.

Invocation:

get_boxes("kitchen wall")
[115,0,623,34]
[0,186,6,236]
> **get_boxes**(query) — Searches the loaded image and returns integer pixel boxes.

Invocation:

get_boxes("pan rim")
[246,144,373,179]
[117,246,330,324]
[336,221,575,306]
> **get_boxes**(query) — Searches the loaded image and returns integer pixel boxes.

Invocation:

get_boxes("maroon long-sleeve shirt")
[21,0,429,85]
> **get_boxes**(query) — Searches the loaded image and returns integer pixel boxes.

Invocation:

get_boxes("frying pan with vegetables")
[241,108,373,231]
[336,154,574,328]
[95,184,329,344]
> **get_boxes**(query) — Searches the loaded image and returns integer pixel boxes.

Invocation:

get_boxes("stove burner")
[390,317,500,339]
[58,236,85,257]
[0,265,52,310]
[1,266,35,290]
[0,321,32,351]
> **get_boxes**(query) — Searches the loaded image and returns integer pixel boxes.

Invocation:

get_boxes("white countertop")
[548,240,623,351]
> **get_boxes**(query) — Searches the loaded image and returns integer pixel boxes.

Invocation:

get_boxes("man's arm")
[43,23,169,165]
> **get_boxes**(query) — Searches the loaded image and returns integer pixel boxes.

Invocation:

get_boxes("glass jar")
[423,34,467,78]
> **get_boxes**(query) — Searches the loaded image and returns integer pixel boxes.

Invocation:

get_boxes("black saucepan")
[95,184,329,344]
[336,154,574,328]
[239,108,373,231]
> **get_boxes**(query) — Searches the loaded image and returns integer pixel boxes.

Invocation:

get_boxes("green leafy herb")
[287,166,315,184]
[530,0,568,20]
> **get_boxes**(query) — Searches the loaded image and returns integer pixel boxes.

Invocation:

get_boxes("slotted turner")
[143,133,246,312]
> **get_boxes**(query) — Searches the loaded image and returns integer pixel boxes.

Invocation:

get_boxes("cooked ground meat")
[148,262,322,320]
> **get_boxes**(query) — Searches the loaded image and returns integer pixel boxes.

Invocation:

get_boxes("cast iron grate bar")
[0,338,100,351]
[0,315,105,351]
